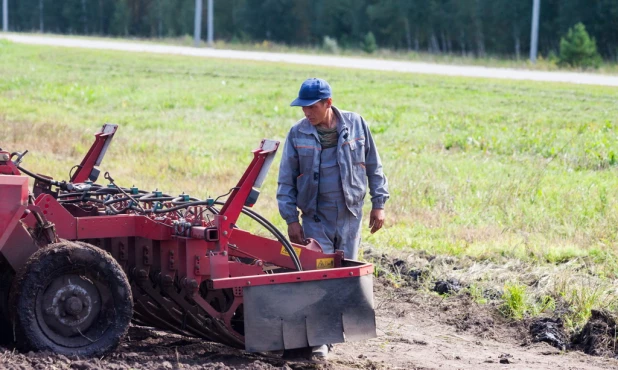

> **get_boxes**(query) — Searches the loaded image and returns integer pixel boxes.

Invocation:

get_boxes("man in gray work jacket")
[277,78,389,263]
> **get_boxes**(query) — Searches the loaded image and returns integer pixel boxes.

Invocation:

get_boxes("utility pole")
[530,0,540,63]
[207,0,213,47]
[194,0,202,47]
[2,0,8,32]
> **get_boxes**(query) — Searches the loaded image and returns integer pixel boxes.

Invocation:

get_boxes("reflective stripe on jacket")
[277,106,389,225]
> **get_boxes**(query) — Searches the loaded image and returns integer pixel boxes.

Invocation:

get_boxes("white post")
[2,0,8,32]
[207,0,213,47]
[194,0,202,47]
[530,0,540,63]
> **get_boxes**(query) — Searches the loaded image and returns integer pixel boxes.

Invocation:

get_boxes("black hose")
[16,165,54,184]
[106,203,134,215]
[141,196,175,202]
[244,209,302,271]
[151,200,215,214]
[213,201,302,271]
[59,197,105,204]
[102,196,142,205]
[139,192,174,201]
[242,208,302,272]
[171,196,201,205]
[93,188,122,195]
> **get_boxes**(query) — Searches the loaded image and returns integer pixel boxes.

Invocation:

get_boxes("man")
[278,77,389,261]
[277,78,389,359]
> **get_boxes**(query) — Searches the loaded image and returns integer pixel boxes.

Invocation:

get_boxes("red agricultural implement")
[0,124,376,357]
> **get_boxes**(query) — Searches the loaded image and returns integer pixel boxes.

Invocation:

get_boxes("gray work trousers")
[301,194,362,260]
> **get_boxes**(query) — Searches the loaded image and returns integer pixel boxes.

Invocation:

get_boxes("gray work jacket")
[277,106,389,225]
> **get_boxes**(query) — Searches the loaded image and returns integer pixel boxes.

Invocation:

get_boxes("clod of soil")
[572,309,618,357]
[529,317,568,351]
[433,279,463,295]
[498,353,513,364]
[362,249,429,286]
[481,288,502,301]
[392,259,426,283]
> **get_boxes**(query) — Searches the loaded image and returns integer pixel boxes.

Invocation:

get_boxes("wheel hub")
[65,296,84,316]
[41,274,101,337]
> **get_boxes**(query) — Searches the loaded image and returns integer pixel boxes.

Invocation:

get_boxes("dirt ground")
[1,277,617,370]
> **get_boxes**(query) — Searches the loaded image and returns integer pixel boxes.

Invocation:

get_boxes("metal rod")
[207,0,213,47]
[530,0,540,63]
[194,0,202,47]
[2,0,8,32]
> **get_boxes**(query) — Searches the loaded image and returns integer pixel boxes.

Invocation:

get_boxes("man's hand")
[287,222,306,244]
[369,209,385,234]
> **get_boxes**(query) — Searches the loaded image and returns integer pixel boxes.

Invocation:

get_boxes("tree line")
[3,0,618,60]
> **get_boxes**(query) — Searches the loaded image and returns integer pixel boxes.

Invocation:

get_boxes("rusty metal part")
[40,273,102,339]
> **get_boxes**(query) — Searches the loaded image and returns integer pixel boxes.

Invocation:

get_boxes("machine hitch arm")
[70,123,118,183]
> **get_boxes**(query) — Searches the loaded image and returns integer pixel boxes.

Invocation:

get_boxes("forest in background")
[2,0,618,60]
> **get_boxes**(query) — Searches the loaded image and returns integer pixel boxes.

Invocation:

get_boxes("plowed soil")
[1,278,617,370]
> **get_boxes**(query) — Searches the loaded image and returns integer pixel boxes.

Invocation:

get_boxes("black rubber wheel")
[10,241,133,357]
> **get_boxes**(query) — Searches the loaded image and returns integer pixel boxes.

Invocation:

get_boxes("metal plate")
[243,274,376,352]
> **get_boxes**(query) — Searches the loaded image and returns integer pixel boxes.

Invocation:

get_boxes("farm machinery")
[0,124,376,357]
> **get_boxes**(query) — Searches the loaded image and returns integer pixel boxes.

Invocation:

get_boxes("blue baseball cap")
[290,78,332,107]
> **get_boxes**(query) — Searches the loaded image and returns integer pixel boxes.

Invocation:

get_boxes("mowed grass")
[2,39,618,289]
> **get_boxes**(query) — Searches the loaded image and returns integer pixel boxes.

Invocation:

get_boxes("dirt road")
[2,33,618,87]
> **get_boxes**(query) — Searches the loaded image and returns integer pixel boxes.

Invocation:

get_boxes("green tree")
[110,0,130,36]
[323,0,368,48]
[362,31,377,53]
[367,0,411,50]
[559,22,601,68]
[4,0,618,63]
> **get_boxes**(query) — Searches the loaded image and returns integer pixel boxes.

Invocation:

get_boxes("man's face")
[302,98,331,126]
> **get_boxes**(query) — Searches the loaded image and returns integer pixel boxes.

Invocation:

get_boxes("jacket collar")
[298,105,349,136]
[332,106,349,136]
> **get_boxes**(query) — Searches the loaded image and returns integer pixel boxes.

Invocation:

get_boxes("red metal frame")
[210,263,373,289]
[2,135,372,288]
[0,125,375,350]
[70,124,117,183]
[0,151,21,176]
[0,176,29,252]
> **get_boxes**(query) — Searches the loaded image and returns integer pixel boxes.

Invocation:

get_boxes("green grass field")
[2,39,618,327]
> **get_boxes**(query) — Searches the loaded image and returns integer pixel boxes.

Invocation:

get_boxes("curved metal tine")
[159,283,240,346]
[131,283,194,337]
[134,280,214,338]
[191,293,245,348]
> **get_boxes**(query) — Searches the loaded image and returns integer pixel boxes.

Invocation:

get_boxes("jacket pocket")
[352,163,367,188]
[294,138,319,156]
[347,137,366,164]
[296,173,310,210]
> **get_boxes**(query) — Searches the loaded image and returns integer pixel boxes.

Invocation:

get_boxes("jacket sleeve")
[277,129,301,224]
[362,117,390,209]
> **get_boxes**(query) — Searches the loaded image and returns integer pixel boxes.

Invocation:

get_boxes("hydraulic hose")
[16,165,54,184]
[213,201,302,271]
